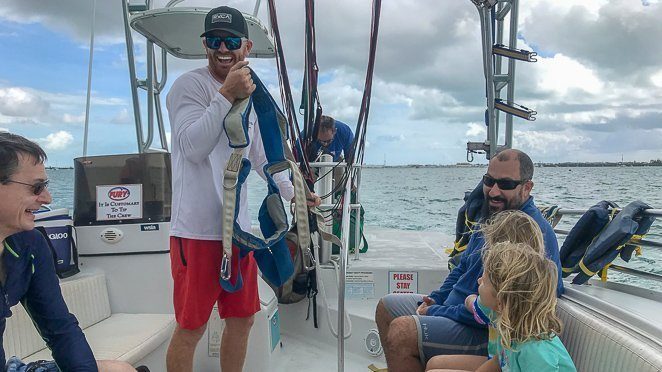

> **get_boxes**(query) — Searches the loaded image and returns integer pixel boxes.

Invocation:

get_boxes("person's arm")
[22,234,97,371]
[167,74,233,164]
[542,225,564,297]
[248,117,296,202]
[429,234,479,304]
[476,356,500,372]
[425,300,480,326]
[342,126,355,160]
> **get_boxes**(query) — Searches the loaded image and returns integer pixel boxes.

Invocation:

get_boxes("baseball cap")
[200,6,249,38]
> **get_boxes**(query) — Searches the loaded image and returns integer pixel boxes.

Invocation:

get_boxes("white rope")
[313,236,352,339]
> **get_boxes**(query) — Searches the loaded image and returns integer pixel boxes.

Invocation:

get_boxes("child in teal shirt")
[427,241,576,372]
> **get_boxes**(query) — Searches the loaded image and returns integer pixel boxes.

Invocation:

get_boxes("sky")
[0,0,661,166]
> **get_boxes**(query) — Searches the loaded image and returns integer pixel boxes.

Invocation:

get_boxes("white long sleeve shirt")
[166,66,295,240]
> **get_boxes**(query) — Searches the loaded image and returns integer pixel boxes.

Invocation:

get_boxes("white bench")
[3,272,175,366]
[558,294,662,372]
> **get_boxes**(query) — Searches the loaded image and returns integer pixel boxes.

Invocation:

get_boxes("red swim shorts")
[170,236,260,330]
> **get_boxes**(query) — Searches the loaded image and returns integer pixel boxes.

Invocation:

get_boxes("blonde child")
[426,242,576,371]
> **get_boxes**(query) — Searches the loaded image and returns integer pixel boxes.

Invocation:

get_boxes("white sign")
[347,271,375,299]
[389,271,418,294]
[96,184,143,221]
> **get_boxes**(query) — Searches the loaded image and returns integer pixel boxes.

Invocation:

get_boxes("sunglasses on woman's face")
[205,36,242,51]
[5,179,50,195]
[482,174,526,191]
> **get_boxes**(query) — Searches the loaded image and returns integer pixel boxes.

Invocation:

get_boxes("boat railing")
[309,158,364,263]
[552,208,662,284]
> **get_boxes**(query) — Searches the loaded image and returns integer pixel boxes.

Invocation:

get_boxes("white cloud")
[466,123,486,137]
[1,0,662,164]
[534,54,604,96]
[63,112,85,124]
[652,69,662,87]
[513,130,589,155]
[0,87,49,117]
[110,108,131,124]
[39,131,74,151]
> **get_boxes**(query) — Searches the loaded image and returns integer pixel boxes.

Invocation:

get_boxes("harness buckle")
[304,247,316,271]
[220,252,231,281]
[223,152,243,190]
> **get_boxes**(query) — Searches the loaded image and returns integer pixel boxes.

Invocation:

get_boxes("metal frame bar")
[121,0,170,153]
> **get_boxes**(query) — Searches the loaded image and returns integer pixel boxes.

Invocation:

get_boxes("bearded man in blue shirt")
[374,149,564,372]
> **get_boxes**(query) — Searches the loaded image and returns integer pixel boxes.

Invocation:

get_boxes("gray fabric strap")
[222,148,244,265]
[225,97,251,147]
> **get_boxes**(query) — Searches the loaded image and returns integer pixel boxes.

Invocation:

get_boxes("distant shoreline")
[46,161,662,170]
[364,160,662,168]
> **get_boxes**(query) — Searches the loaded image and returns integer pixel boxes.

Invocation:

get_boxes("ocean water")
[47,166,662,291]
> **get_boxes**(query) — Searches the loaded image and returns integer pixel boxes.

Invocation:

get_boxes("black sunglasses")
[205,36,243,51]
[482,174,527,191]
[5,179,50,195]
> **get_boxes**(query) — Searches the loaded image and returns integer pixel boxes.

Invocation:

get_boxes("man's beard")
[481,194,523,218]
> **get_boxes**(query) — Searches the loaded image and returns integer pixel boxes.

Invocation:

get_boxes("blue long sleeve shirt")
[302,120,355,162]
[426,197,564,327]
[0,230,96,371]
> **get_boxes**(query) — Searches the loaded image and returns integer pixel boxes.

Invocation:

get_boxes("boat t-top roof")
[130,7,276,59]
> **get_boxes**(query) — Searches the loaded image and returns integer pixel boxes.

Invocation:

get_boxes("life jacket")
[447,181,484,270]
[560,201,616,278]
[538,205,562,228]
[219,69,312,293]
[561,200,656,284]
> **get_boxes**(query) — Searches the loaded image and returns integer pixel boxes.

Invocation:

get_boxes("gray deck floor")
[349,226,453,270]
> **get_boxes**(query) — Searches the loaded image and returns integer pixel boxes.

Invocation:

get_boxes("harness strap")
[220,70,316,292]
[221,148,244,281]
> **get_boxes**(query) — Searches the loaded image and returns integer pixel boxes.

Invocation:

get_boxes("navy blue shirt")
[427,197,564,327]
[306,120,354,162]
[0,230,96,371]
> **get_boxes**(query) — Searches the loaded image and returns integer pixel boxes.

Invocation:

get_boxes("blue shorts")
[381,293,488,365]
[5,357,59,372]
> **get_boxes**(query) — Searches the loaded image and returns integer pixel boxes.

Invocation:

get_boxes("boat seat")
[558,296,662,372]
[3,272,175,366]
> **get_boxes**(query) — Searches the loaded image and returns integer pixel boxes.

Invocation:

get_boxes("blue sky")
[1,0,661,166]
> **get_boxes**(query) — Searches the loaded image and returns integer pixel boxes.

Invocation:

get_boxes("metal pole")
[82,0,97,157]
[318,155,334,264]
[504,0,519,149]
[353,167,362,261]
[338,169,352,372]
[121,0,145,151]
[477,7,497,158]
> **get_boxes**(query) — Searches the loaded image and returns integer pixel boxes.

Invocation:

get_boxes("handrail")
[609,264,662,284]
[554,229,662,249]
[555,208,662,218]
[308,162,362,168]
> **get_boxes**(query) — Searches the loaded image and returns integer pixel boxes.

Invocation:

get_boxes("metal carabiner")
[304,247,316,271]
[220,252,231,281]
